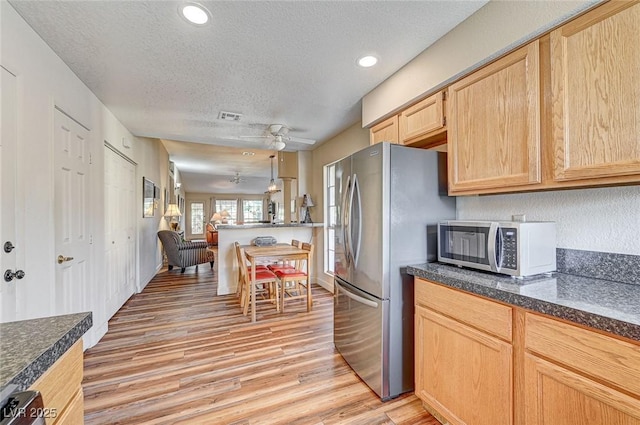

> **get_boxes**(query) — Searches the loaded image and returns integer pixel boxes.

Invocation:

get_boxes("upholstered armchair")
[205,223,218,247]
[157,230,214,273]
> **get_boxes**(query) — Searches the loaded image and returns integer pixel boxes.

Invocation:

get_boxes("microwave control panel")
[499,228,518,270]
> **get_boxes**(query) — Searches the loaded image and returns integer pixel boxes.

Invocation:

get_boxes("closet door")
[104,146,136,319]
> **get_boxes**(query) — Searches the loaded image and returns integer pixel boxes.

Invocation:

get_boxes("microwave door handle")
[487,222,499,272]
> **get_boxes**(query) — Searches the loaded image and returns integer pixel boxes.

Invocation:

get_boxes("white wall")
[1,2,169,347]
[362,0,599,126]
[457,186,640,255]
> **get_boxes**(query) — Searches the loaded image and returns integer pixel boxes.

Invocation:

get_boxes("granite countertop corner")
[0,312,92,392]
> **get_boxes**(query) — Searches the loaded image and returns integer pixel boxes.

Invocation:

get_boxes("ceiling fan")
[240,124,315,151]
[228,172,245,184]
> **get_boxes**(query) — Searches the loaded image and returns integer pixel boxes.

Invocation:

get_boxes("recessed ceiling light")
[242,151,255,156]
[180,3,210,25]
[357,55,378,68]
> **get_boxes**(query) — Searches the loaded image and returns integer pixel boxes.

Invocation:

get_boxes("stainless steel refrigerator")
[333,142,456,400]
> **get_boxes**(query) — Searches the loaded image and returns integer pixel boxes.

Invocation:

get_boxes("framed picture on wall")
[143,177,155,218]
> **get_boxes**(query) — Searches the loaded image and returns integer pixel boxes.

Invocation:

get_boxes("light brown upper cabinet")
[551,1,640,183]
[448,40,541,195]
[370,115,399,145]
[277,151,298,179]
[399,91,446,146]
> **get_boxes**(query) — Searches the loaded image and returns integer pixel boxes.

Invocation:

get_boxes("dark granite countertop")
[407,263,640,341]
[0,312,92,393]
[217,223,323,229]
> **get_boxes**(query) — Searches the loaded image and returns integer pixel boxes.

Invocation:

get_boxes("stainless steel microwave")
[437,220,556,277]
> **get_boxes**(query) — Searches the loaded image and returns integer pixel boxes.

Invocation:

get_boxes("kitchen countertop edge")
[407,264,640,342]
[0,312,92,392]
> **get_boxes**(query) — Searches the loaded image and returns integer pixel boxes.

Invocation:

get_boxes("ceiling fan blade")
[239,135,271,139]
[284,136,316,145]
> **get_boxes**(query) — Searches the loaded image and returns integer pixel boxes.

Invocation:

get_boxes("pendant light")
[265,154,281,194]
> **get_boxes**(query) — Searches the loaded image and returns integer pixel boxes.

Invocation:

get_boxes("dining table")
[241,243,311,322]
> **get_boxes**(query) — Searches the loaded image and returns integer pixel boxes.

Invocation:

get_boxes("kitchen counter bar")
[0,312,92,392]
[217,223,323,230]
[408,263,640,341]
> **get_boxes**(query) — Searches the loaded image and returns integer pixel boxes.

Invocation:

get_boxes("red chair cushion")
[251,270,277,281]
[274,269,307,279]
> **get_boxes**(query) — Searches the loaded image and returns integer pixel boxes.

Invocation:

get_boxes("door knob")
[57,255,74,264]
[4,241,15,253]
[4,269,25,282]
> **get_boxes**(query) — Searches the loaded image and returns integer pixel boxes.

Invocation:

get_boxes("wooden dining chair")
[237,245,279,317]
[234,242,269,307]
[274,242,314,313]
[267,239,302,273]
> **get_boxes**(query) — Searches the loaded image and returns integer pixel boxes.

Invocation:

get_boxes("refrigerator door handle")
[342,175,352,267]
[351,173,362,266]
[336,280,379,308]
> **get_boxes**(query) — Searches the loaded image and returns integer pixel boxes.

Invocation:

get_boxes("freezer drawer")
[334,277,389,399]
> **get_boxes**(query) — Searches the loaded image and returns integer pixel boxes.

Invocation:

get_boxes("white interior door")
[104,145,136,318]
[54,108,90,315]
[0,66,24,321]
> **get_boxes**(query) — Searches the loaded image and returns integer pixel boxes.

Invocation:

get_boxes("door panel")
[350,144,384,298]
[54,109,90,315]
[104,146,136,318]
[334,277,387,399]
[334,157,351,284]
[0,67,22,321]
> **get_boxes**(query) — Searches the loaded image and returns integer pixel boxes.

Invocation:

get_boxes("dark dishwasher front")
[0,389,46,425]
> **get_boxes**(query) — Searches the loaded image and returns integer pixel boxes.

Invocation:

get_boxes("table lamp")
[301,194,314,223]
[164,203,182,231]
[211,212,222,224]
[220,210,230,224]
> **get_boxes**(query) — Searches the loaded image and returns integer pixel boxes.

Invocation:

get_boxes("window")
[324,162,337,275]
[242,200,263,223]
[215,199,238,224]
[190,202,205,235]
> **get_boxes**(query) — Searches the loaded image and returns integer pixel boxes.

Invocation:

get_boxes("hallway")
[82,268,437,424]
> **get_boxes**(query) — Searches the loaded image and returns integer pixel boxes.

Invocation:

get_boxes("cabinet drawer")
[29,340,83,425]
[415,278,512,341]
[54,389,84,425]
[525,313,640,396]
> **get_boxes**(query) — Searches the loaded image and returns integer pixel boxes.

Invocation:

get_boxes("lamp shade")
[211,212,222,222]
[164,203,182,217]
[220,210,230,218]
[301,194,315,208]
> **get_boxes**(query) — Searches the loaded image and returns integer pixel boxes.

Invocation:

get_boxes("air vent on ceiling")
[218,111,243,121]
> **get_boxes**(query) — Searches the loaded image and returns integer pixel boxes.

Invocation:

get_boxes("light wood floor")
[82,267,438,425]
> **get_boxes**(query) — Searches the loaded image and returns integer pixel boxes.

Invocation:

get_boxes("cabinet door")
[370,115,398,145]
[448,40,541,194]
[415,305,513,425]
[525,353,640,425]
[551,1,640,182]
[399,91,445,145]
[277,151,298,179]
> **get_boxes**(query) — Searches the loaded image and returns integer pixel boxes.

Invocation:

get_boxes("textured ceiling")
[9,0,488,193]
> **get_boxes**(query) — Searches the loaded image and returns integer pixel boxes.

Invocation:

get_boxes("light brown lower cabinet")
[415,278,640,425]
[29,340,84,425]
[415,305,513,425]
